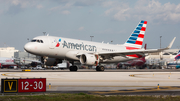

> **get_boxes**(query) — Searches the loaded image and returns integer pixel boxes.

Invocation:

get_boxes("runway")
[1,69,180,95]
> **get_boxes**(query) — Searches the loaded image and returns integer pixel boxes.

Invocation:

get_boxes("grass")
[0,93,180,101]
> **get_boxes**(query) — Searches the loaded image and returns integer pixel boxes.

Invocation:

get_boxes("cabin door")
[48,37,57,49]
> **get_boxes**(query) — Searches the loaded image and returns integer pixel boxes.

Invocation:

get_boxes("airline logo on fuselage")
[62,40,97,52]
[5,59,14,63]
[56,39,61,47]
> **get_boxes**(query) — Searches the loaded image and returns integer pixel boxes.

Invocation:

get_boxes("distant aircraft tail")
[124,20,147,50]
[175,50,180,60]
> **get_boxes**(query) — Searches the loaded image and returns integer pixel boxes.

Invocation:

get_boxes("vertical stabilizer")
[124,20,147,50]
[175,50,180,60]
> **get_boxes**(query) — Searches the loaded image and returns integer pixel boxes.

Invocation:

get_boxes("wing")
[98,37,176,58]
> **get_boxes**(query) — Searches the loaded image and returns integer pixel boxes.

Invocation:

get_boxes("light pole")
[160,36,162,49]
[90,36,94,41]
[160,36,162,60]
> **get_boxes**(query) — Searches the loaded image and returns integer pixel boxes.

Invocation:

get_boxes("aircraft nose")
[24,43,33,52]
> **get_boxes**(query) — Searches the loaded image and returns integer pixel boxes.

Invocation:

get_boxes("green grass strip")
[0,93,180,101]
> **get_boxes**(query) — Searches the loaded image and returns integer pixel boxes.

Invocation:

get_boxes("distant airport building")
[14,51,39,60]
[0,47,19,58]
[14,51,40,65]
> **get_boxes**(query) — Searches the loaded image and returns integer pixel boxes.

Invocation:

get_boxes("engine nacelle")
[80,54,99,66]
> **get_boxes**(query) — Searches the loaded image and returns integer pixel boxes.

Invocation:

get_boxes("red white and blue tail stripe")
[175,50,180,61]
[124,20,147,50]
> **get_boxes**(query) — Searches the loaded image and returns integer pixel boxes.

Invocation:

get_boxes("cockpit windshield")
[31,39,43,43]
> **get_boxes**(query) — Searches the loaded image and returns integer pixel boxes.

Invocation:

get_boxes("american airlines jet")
[24,20,176,71]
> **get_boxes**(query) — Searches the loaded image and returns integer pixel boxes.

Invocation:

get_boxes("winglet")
[167,37,176,49]
[144,43,147,50]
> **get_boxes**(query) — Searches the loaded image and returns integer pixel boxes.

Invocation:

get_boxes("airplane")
[24,20,176,71]
[0,57,17,68]
[117,56,146,69]
[175,50,180,61]
[167,50,180,68]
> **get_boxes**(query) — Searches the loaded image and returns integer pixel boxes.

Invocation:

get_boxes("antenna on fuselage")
[43,32,46,36]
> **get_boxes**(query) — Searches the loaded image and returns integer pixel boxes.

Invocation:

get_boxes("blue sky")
[0,0,180,51]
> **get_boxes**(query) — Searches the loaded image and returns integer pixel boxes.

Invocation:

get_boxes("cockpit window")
[31,40,37,42]
[31,39,43,43]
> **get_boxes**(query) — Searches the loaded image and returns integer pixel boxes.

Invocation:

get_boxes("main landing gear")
[69,66,78,71]
[96,66,105,71]
[69,61,78,71]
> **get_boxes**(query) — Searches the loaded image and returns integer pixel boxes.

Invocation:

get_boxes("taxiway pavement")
[1,69,180,95]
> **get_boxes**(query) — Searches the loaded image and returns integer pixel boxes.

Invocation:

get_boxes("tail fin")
[175,50,180,60]
[124,20,147,50]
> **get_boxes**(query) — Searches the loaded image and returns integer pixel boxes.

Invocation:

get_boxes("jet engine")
[80,54,99,66]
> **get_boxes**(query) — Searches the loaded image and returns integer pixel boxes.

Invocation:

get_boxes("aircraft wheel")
[73,66,78,71]
[96,66,100,71]
[69,66,72,71]
[69,66,78,71]
[99,66,104,71]
[96,66,104,71]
